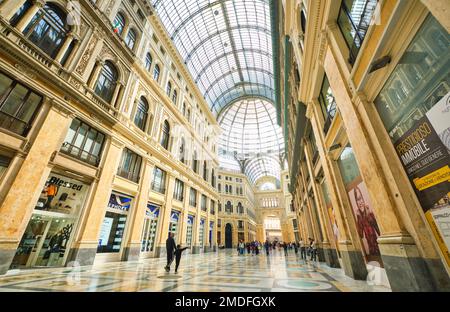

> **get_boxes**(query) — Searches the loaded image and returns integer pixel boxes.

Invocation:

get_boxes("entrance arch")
[225,223,233,248]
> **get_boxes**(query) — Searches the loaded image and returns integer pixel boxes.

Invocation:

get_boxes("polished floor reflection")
[0,249,391,292]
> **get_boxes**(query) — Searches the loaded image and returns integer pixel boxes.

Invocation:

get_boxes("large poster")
[394,91,450,266]
[347,181,381,262]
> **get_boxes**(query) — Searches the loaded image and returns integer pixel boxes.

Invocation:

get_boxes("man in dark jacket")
[165,232,176,272]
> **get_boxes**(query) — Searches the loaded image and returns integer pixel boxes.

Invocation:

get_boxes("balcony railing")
[117,168,140,183]
[60,142,100,166]
[151,182,166,194]
[0,111,31,136]
[338,0,378,65]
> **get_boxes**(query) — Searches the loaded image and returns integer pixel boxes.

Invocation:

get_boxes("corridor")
[0,250,390,292]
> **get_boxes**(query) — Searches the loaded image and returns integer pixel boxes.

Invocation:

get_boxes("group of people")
[240,238,319,261]
[164,232,188,273]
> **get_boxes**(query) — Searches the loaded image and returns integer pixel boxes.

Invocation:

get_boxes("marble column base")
[317,247,326,262]
[0,248,16,275]
[155,246,166,258]
[122,245,141,262]
[192,246,201,254]
[340,249,368,280]
[323,247,341,268]
[66,247,97,267]
[424,258,450,291]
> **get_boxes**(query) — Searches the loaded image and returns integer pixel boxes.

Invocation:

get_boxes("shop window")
[318,75,337,134]
[337,0,378,65]
[374,15,450,263]
[22,3,70,59]
[134,96,149,131]
[0,71,42,136]
[141,203,159,252]
[189,188,197,207]
[61,118,105,166]
[337,145,382,263]
[160,120,170,150]
[94,61,118,103]
[173,178,184,202]
[97,193,132,253]
[151,167,166,194]
[117,148,142,183]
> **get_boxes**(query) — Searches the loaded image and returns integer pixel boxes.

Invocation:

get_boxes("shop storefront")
[96,192,133,260]
[11,171,90,269]
[186,215,194,247]
[141,203,160,255]
[374,14,450,267]
[337,145,383,265]
[199,218,205,248]
[169,210,180,241]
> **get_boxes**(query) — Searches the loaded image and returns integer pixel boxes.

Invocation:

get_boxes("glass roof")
[151,0,274,115]
[218,99,283,183]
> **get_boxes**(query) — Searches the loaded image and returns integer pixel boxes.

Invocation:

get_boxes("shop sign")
[145,203,160,219]
[108,193,132,212]
[393,91,450,266]
[170,210,180,223]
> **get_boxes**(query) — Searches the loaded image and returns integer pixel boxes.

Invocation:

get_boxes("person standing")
[264,240,270,256]
[294,242,299,255]
[283,242,288,256]
[174,244,188,273]
[165,232,176,272]
[300,239,306,260]
[310,238,317,261]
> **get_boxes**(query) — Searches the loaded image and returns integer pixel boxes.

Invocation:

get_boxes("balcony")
[0,111,31,136]
[117,168,140,183]
[60,142,100,166]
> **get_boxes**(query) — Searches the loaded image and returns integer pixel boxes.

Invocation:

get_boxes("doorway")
[225,223,232,248]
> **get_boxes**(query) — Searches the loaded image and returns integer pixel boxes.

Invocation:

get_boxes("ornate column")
[0,101,73,274]
[192,190,202,254]
[55,32,78,64]
[88,59,104,89]
[155,176,176,258]
[66,137,123,266]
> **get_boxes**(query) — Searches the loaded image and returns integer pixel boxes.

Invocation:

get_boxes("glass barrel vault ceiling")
[151,0,274,115]
[152,0,283,183]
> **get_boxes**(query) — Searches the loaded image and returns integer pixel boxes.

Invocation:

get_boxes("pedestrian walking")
[165,232,176,272]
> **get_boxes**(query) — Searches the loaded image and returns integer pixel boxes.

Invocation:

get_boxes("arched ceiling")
[151,0,274,115]
[152,0,283,184]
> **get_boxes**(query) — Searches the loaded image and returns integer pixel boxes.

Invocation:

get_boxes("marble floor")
[0,249,391,292]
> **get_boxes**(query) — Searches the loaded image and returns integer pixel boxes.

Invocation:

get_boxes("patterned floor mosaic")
[0,250,391,292]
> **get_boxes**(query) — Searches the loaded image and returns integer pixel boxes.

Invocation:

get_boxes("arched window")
[166,82,172,96]
[172,90,178,104]
[145,53,152,71]
[153,64,160,81]
[237,202,243,214]
[187,108,191,122]
[226,201,233,213]
[211,169,215,187]
[94,61,118,103]
[179,138,185,163]
[125,28,137,50]
[112,12,126,35]
[182,103,186,116]
[160,120,170,150]
[134,96,148,131]
[22,4,69,59]
[192,151,198,173]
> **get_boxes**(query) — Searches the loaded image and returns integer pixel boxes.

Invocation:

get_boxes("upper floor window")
[61,118,105,166]
[192,151,198,173]
[337,0,378,65]
[187,108,191,122]
[318,75,337,134]
[189,188,197,207]
[151,167,166,193]
[10,0,32,27]
[0,72,42,136]
[145,53,152,71]
[94,61,118,103]
[23,4,69,59]
[225,201,233,213]
[210,200,215,215]
[125,28,137,50]
[182,103,186,116]
[172,90,178,104]
[179,137,185,164]
[112,12,126,35]
[173,179,184,202]
[117,148,142,183]
[201,195,207,211]
[160,120,170,150]
[237,202,244,214]
[153,64,160,82]
[203,161,208,181]
[166,82,172,96]
[134,96,149,131]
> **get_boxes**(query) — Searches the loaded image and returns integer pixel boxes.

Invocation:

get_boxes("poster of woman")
[348,182,381,259]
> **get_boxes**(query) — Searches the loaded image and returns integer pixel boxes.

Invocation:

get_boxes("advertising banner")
[108,193,132,212]
[145,203,160,219]
[393,91,450,266]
